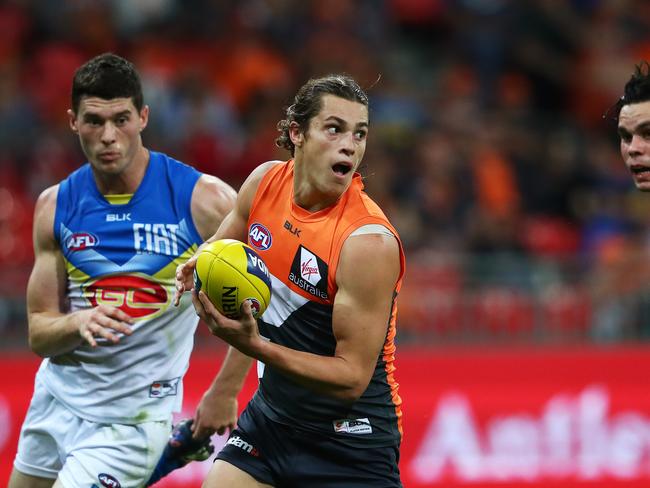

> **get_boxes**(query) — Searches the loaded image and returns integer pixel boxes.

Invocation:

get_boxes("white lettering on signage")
[410,386,650,482]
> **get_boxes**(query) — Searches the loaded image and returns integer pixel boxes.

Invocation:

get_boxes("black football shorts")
[216,401,402,487]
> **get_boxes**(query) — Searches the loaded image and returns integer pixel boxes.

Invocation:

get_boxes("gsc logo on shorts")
[249,223,272,250]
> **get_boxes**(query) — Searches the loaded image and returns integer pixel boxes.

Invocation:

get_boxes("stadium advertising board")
[0,346,648,487]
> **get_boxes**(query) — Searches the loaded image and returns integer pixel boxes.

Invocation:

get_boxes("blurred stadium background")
[1,1,650,487]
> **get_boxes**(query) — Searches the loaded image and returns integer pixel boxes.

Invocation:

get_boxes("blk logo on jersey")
[66,232,99,251]
[283,220,301,237]
[85,274,169,319]
[289,245,328,300]
[249,223,272,250]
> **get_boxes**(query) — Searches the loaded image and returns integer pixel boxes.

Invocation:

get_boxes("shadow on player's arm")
[174,160,281,440]
[194,231,400,402]
[27,185,133,358]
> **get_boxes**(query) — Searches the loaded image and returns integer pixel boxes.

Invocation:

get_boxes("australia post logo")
[84,274,169,320]
[249,223,272,250]
[66,232,99,251]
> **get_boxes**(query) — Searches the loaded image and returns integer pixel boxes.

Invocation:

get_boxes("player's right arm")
[27,185,134,358]
[177,160,280,440]
[174,160,281,303]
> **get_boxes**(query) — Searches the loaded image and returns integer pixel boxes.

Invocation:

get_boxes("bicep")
[27,246,67,317]
[26,186,67,318]
[332,234,401,371]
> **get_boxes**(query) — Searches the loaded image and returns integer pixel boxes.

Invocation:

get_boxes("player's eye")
[326,126,339,135]
[354,130,367,140]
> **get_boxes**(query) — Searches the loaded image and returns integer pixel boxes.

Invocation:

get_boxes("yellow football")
[193,239,272,319]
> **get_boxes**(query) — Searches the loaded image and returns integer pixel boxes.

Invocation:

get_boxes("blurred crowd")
[2,0,650,343]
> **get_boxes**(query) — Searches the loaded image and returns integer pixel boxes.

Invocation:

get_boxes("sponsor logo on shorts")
[98,473,121,488]
[66,232,99,251]
[249,223,272,250]
[149,377,180,398]
[226,435,260,457]
[288,245,328,300]
[333,418,373,435]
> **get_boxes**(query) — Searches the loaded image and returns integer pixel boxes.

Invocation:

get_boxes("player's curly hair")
[276,74,369,155]
[71,53,144,114]
[606,61,650,121]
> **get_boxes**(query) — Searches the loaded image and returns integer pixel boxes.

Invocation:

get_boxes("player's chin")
[634,180,650,192]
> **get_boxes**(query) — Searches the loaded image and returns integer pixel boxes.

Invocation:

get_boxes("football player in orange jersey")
[176,75,406,487]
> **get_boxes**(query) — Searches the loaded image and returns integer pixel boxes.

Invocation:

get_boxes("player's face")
[618,101,650,191]
[292,94,368,210]
[69,97,148,176]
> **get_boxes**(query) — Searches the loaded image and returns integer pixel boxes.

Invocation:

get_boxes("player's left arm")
[190,174,237,240]
[197,232,401,402]
[323,232,401,400]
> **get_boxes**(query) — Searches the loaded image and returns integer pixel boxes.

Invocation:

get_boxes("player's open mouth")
[631,164,650,178]
[332,163,352,176]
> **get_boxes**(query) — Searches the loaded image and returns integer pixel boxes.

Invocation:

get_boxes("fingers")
[198,291,219,316]
[174,258,199,307]
[80,306,134,346]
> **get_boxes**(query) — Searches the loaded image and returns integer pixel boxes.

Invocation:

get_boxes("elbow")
[28,335,49,358]
[334,378,369,403]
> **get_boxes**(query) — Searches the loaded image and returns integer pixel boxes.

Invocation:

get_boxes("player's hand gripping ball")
[193,239,272,319]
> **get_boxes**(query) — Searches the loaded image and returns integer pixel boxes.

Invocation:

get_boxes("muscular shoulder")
[191,175,237,241]
[337,233,400,292]
[33,184,60,251]
[237,160,284,214]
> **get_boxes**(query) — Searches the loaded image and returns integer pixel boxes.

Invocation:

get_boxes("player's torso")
[56,153,201,320]
[246,161,403,447]
[41,152,203,423]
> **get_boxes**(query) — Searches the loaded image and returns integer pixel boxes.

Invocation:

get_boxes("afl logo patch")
[66,232,99,251]
[98,473,121,488]
[248,223,272,250]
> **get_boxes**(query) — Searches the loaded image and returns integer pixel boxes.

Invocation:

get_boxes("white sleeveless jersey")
[37,152,203,424]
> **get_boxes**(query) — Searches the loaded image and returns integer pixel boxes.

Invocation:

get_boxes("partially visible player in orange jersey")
[175,74,406,487]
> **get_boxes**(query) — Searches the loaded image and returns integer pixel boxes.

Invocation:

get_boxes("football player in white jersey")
[9,53,237,488]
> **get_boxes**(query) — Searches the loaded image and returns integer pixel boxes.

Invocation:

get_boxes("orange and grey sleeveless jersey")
[38,152,203,424]
[247,160,405,448]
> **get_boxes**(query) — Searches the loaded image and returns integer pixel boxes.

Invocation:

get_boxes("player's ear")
[289,122,303,147]
[68,109,79,134]
[139,105,149,132]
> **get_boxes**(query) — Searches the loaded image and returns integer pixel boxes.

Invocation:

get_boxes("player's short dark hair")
[71,53,144,114]
[608,61,650,121]
[276,74,369,155]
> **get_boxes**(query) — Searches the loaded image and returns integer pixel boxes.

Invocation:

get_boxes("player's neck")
[94,147,150,195]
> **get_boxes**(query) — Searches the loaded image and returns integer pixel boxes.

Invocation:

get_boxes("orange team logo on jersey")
[84,274,170,320]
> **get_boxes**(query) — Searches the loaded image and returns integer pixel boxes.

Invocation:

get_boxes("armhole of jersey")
[249,162,284,225]
[52,182,66,245]
[349,224,395,238]
[329,219,406,297]
[169,158,202,244]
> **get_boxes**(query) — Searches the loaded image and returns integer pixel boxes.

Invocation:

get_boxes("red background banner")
[1,345,649,487]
